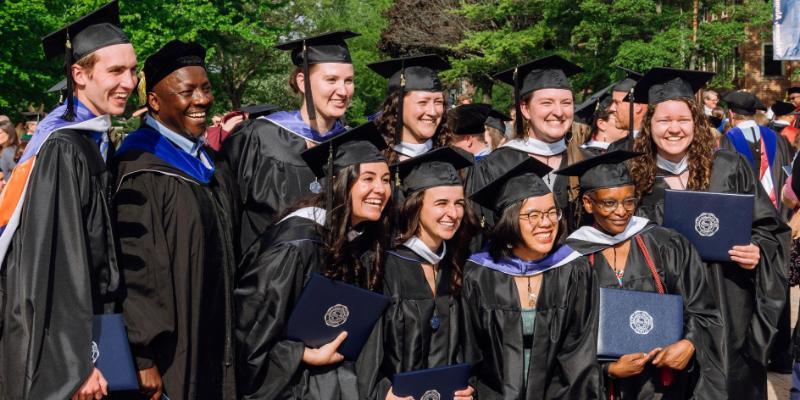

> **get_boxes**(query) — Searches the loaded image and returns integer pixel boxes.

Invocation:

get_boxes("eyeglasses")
[590,197,639,213]
[519,208,562,225]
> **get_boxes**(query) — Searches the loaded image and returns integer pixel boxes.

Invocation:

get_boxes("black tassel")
[303,41,316,121]
[325,143,334,227]
[513,67,523,138]
[394,68,406,147]
[628,87,635,138]
[62,33,76,121]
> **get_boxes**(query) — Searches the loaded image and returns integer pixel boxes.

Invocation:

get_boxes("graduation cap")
[788,87,800,95]
[722,91,765,115]
[447,103,493,135]
[772,101,796,117]
[47,78,67,93]
[485,109,512,133]
[275,31,359,121]
[493,55,583,137]
[40,1,130,121]
[469,155,552,217]
[141,40,206,97]
[554,150,642,192]
[301,121,388,225]
[368,55,451,145]
[612,66,643,93]
[240,104,280,119]
[21,110,45,123]
[574,83,616,126]
[630,67,715,105]
[394,147,473,196]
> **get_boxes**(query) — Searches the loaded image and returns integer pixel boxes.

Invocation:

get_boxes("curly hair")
[394,188,478,294]
[628,98,716,197]
[375,91,449,165]
[284,163,392,290]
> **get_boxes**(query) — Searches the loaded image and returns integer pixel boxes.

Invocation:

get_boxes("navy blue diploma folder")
[286,273,390,360]
[392,363,471,400]
[663,189,753,262]
[597,288,683,360]
[92,314,139,391]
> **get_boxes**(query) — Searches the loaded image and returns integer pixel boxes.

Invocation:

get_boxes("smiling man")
[113,40,236,400]
[0,3,137,399]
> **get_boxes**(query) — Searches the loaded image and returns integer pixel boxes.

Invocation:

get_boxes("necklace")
[610,246,624,287]
[430,265,441,330]
[527,276,538,307]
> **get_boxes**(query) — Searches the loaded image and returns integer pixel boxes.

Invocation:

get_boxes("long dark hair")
[285,163,391,290]
[394,188,478,293]
[487,197,568,261]
[375,91,450,165]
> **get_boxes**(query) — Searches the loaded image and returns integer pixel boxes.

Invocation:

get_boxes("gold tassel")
[137,71,147,106]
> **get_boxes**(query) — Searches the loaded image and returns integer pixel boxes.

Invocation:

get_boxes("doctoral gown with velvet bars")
[234,215,383,400]
[373,247,463,398]
[0,129,119,400]
[113,148,237,399]
[568,225,726,399]
[636,149,790,400]
[221,118,320,255]
[460,257,601,399]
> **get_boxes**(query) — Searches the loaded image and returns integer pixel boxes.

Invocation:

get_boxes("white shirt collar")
[145,115,211,168]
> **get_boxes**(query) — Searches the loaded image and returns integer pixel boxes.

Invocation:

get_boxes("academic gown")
[460,256,601,399]
[374,247,463,397]
[0,128,120,399]
[568,225,726,399]
[636,149,790,399]
[221,117,331,255]
[234,214,383,400]
[114,136,237,399]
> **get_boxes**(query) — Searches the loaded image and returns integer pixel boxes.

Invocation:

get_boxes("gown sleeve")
[657,229,726,398]
[114,172,178,370]
[5,137,109,399]
[458,265,485,389]
[233,239,312,399]
[734,153,791,365]
[539,260,601,399]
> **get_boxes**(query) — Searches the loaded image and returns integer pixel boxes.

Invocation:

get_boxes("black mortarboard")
[493,55,583,137]
[485,109,512,133]
[788,87,800,95]
[574,83,615,126]
[41,1,130,121]
[21,111,46,122]
[722,91,763,115]
[612,66,643,93]
[630,67,715,105]
[448,103,492,135]
[47,79,68,93]
[241,104,280,119]
[276,31,359,121]
[141,40,206,94]
[554,150,642,192]
[395,147,473,196]
[302,121,388,225]
[772,101,796,116]
[469,155,552,216]
[368,55,451,145]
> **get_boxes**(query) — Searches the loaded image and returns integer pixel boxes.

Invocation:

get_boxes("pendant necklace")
[430,265,441,330]
[543,155,552,185]
[611,246,624,287]
[527,276,538,307]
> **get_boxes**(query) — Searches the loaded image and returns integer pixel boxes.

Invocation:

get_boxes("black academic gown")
[374,247,463,397]
[234,215,382,400]
[570,226,726,399]
[220,118,319,255]
[637,149,790,400]
[461,257,601,399]
[114,149,237,399]
[0,129,120,399]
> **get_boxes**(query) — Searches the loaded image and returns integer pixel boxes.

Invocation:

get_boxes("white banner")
[774,0,800,60]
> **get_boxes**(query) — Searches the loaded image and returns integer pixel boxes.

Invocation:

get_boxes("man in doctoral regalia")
[114,40,237,400]
[0,2,137,399]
